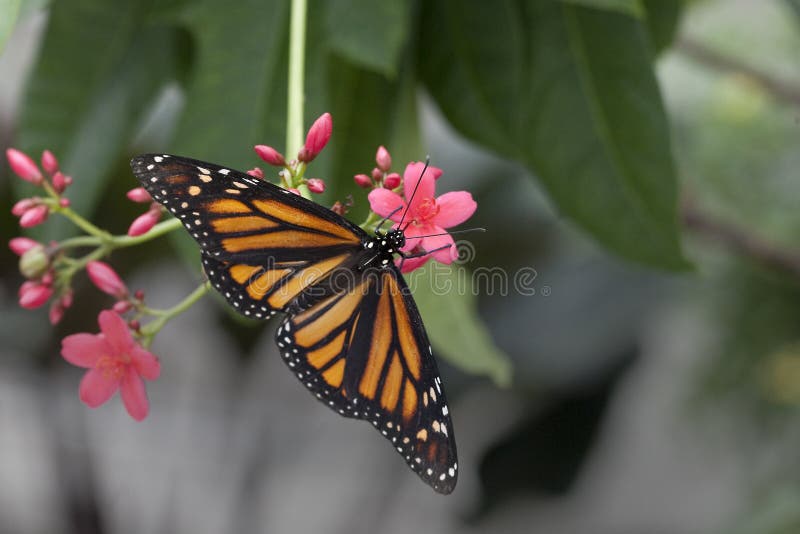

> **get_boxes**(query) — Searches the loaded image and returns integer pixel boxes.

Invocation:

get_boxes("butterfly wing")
[131,154,367,317]
[276,266,458,494]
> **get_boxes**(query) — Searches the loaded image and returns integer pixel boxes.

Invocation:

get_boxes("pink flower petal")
[368,188,406,221]
[61,333,107,368]
[131,346,161,381]
[422,232,457,263]
[398,255,430,273]
[98,310,133,354]
[120,368,149,421]
[432,191,477,229]
[79,368,120,408]
[400,223,429,252]
[402,162,437,213]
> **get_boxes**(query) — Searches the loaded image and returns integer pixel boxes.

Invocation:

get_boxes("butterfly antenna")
[412,228,486,239]
[398,156,430,229]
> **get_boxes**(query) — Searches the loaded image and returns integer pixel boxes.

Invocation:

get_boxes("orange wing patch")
[211,215,278,233]
[252,199,360,243]
[307,330,347,370]
[358,289,393,399]
[380,352,403,412]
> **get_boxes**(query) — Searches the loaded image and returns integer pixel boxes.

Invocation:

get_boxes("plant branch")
[286,0,312,200]
[681,198,800,278]
[676,36,800,107]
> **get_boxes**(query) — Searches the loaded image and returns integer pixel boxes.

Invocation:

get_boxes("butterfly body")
[132,154,458,494]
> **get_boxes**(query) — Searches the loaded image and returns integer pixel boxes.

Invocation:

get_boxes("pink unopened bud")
[113,300,132,313]
[126,187,152,203]
[11,198,36,216]
[128,319,141,331]
[254,145,286,167]
[383,172,401,189]
[288,188,301,195]
[19,205,49,227]
[18,281,53,309]
[49,300,65,325]
[9,237,40,256]
[371,167,383,181]
[134,289,145,301]
[331,201,346,215]
[306,178,325,194]
[87,261,128,299]
[6,149,42,185]
[41,270,54,286]
[299,112,332,163]
[247,167,264,179]
[61,290,74,309]
[128,209,161,237]
[376,146,392,172]
[41,150,59,175]
[354,174,372,189]
[52,172,69,193]
[59,198,70,207]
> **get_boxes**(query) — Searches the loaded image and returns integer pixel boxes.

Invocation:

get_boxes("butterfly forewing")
[131,154,366,316]
[276,267,458,494]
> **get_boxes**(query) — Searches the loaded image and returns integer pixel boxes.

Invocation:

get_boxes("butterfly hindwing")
[131,154,367,316]
[276,267,458,494]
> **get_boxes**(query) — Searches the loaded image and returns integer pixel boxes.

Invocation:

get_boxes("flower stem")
[55,205,112,240]
[286,0,312,201]
[139,281,211,346]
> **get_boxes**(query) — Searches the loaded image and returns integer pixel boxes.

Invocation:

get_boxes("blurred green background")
[1,0,800,532]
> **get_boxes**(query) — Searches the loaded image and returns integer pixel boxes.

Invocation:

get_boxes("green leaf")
[787,0,800,23]
[0,0,22,54]
[419,0,688,270]
[324,0,411,77]
[17,0,181,238]
[409,264,513,387]
[167,0,290,165]
[560,0,643,17]
[642,0,683,54]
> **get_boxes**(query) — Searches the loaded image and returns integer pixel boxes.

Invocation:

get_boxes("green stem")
[140,281,211,346]
[286,0,307,158]
[57,235,103,250]
[56,205,111,240]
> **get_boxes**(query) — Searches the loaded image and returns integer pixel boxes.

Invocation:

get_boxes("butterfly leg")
[397,244,453,271]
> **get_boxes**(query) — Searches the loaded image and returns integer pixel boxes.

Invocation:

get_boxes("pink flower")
[6,148,42,185]
[298,112,332,163]
[306,178,325,194]
[87,261,128,298]
[376,146,392,172]
[19,205,49,227]
[61,310,161,421]
[18,280,53,309]
[126,187,152,203]
[254,145,286,167]
[368,162,477,266]
[41,150,59,174]
[128,208,161,236]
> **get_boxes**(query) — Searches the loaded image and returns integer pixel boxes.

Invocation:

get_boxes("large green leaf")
[409,264,513,386]
[419,0,688,270]
[324,0,411,77]
[642,0,683,53]
[560,0,642,17]
[17,0,180,237]
[0,0,21,54]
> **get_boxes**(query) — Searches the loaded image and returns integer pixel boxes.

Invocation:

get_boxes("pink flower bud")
[134,289,145,301]
[126,187,152,203]
[254,145,286,167]
[9,237,40,256]
[6,148,42,185]
[383,172,401,189]
[376,146,391,172]
[41,270,54,286]
[19,205,49,228]
[18,281,53,309]
[12,198,36,216]
[87,261,128,298]
[128,319,141,331]
[128,209,160,237]
[299,112,332,163]
[49,300,65,325]
[306,178,325,194]
[52,172,69,193]
[59,198,70,207]
[288,188,301,195]
[41,150,59,175]
[61,290,74,309]
[371,167,383,181]
[331,201,346,215]
[113,300,132,313]
[247,167,264,179]
[354,174,372,189]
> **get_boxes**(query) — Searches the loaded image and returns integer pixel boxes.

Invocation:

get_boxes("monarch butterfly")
[131,154,458,493]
